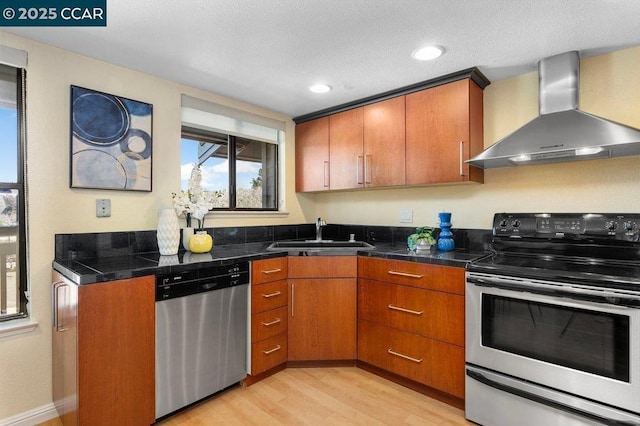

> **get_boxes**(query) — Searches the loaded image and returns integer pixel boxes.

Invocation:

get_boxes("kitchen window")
[180,95,283,211]
[0,59,28,323]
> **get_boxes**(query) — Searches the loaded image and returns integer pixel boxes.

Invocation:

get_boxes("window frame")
[0,65,28,322]
[181,126,279,212]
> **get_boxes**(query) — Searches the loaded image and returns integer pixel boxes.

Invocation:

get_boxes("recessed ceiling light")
[412,45,444,61]
[309,84,332,93]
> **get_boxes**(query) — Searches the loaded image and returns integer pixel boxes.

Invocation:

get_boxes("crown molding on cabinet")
[293,67,490,124]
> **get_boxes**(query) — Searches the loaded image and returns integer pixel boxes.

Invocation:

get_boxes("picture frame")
[70,85,153,191]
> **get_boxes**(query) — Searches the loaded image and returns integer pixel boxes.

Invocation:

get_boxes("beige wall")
[316,46,640,229]
[0,32,313,420]
[0,30,638,420]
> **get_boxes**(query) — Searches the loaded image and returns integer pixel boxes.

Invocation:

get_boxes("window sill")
[209,211,290,219]
[0,318,39,338]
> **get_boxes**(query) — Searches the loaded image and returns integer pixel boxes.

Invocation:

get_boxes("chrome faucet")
[316,217,326,241]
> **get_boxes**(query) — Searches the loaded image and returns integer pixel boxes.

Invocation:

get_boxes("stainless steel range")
[465,213,640,426]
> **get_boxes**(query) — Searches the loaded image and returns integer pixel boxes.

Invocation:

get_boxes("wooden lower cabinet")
[358,320,464,399]
[52,272,155,426]
[251,306,288,343]
[358,279,464,346]
[357,256,465,402]
[251,332,288,376]
[288,256,357,361]
[288,278,357,360]
[250,257,289,377]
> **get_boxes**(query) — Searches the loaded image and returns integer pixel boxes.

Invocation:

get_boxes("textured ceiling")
[5,0,640,117]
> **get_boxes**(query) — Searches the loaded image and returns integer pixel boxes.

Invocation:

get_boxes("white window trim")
[0,318,39,338]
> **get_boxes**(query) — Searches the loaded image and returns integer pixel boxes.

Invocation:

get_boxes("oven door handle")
[467,275,640,308]
[466,369,638,426]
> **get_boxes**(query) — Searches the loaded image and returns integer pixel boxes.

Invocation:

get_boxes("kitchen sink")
[266,240,376,252]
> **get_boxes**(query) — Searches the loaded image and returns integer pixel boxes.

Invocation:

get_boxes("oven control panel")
[493,213,640,241]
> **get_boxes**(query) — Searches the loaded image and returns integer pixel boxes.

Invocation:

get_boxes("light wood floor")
[41,367,472,425]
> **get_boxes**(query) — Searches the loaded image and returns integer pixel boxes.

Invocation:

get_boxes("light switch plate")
[96,199,111,217]
[399,208,413,223]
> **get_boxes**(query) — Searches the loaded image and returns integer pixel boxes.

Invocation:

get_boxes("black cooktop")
[468,252,640,289]
[468,213,640,290]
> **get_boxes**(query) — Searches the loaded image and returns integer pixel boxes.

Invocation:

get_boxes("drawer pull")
[388,304,423,316]
[262,291,282,298]
[388,270,424,279]
[388,348,423,363]
[261,318,282,327]
[262,345,282,355]
[262,268,282,274]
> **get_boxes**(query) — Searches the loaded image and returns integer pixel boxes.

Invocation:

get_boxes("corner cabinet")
[357,257,465,402]
[288,256,357,361]
[406,78,484,185]
[249,257,289,377]
[52,272,155,426]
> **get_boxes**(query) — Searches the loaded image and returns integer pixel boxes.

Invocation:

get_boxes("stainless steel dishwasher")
[155,261,249,420]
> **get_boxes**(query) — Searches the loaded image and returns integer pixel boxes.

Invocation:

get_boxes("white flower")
[171,164,222,229]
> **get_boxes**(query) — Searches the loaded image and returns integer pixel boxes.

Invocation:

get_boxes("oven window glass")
[481,294,630,382]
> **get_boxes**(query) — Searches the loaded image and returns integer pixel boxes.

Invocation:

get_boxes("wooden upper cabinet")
[406,78,484,185]
[363,96,406,187]
[295,117,330,192]
[329,107,364,190]
[295,73,486,192]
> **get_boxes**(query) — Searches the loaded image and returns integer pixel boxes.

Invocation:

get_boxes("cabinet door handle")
[323,161,330,187]
[53,283,69,332]
[388,348,423,363]
[387,270,424,279]
[262,345,282,355]
[262,291,281,298]
[262,268,282,274]
[357,155,364,184]
[291,283,295,317]
[388,304,424,316]
[365,155,372,184]
[261,318,282,327]
[459,140,465,176]
[52,281,62,329]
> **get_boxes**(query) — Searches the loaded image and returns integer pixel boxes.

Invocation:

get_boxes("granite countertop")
[53,241,490,285]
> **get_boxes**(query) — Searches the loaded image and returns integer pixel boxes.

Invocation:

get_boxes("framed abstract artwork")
[70,86,153,191]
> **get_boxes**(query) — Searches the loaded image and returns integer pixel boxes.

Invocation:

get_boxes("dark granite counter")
[361,243,491,266]
[53,240,490,285]
[53,242,285,284]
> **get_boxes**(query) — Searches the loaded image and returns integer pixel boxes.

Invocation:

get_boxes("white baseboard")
[0,403,58,426]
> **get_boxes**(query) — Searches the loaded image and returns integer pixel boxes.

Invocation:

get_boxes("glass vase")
[182,227,194,251]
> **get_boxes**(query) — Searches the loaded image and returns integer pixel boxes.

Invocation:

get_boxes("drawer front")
[358,320,464,398]
[288,256,357,278]
[358,257,464,295]
[252,257,288,285]
[252,280,288,314]
[251,333,287,375]
[358,279,464,346]
[251,306,288,343]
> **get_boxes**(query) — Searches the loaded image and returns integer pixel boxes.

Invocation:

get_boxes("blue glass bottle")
[437,212,455,251]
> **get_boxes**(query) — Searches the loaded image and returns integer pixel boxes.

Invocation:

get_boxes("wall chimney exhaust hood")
[466,51,640,169]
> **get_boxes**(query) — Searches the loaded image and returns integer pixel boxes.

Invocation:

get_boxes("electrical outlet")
[399,208,413,223]
[96,199,111,217]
